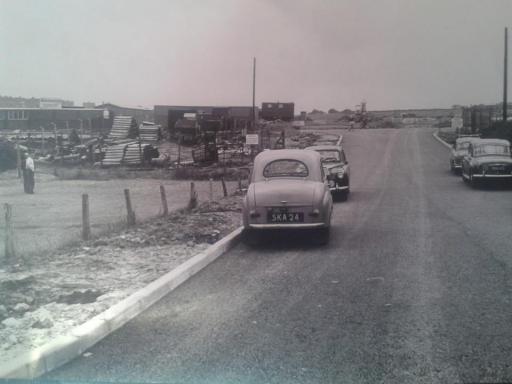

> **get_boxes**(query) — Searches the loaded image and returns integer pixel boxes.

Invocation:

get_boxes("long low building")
[154,105,258,135]
[0,107,105,133]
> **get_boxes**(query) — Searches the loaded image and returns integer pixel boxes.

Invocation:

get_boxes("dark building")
[462,105,495,133]
[261,102,294,121]
[0,107,104,133]
[154,105,257,138]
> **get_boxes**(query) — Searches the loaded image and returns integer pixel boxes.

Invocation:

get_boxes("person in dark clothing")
[21,153,29,193]
[24,153,35,194]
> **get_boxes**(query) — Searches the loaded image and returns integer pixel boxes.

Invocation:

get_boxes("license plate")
[267,209,304,223]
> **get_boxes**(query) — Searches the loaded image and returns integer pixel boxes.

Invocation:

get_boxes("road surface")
[44,128,512,383]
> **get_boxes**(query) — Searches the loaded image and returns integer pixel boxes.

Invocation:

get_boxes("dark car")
[461,138,512,187]
[450,136,479,173]
[306,145,350,201]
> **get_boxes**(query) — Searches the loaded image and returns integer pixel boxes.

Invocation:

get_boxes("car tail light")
[250,210,260,218]
[308,209,320,217]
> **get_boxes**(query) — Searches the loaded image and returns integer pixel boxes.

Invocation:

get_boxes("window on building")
[7,110,29,120]
[278,104,284,109]
[267,104,273,108]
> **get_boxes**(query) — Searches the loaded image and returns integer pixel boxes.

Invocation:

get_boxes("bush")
[0,142,17,172]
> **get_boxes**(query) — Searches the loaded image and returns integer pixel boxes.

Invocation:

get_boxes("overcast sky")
[0,0,511,111]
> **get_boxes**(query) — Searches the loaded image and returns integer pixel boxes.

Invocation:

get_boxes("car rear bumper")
[472,174,512,178]
[248,222,327,229]
[329,185,349,191]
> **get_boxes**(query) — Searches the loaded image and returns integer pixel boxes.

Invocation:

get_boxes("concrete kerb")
[0,226,244,379]
[433,131,453,150]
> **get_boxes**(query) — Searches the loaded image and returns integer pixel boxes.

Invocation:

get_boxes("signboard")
[246,134,259,145]
[451,117,463,130]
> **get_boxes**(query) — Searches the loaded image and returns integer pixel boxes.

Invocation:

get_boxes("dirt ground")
[0,171,237,258]
[0,196,242,364]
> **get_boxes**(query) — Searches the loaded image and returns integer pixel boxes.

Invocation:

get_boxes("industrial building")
[261,102,294,121]
[154,105,258,138]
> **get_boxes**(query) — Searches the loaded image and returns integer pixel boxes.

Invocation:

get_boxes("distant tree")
[328,108,339,114]
[0,142,17,172]
[311,109,325,114]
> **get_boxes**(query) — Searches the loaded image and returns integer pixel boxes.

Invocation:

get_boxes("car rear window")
[263,160,309,178]
[473,144,510,156]
[316,150,343,162]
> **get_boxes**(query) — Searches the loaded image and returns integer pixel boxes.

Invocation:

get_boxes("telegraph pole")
[503,27,508,122]
[252,57,256,129]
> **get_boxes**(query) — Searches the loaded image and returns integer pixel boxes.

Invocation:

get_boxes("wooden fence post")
[160,184,168,216]
[188,182,198,209]
[82,194,90,241]
[221,178,228,197]
[124,189,136,226]
[209,178,213,200]
[4,204,16,262]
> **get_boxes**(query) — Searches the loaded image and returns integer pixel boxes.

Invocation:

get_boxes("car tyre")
[242,228,261,247]
[314,227,330,245]
[469,171,478,188]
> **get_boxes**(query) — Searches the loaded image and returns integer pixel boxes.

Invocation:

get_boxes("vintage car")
[461,138,512,186]
[305,145,350,201]
[242,149,333,244]
[450,136,479,173]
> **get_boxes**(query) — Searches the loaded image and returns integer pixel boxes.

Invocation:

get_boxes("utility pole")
[503,27,508,122]
[252,57,256,130]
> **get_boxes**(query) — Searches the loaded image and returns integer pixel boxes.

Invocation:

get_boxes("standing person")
[21,152,28,193]
[25,153,35,194]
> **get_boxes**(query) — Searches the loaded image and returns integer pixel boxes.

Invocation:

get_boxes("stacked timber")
[109,116,137,140]
[139,124,160,142]
[123,142,146,165]
[102,143,129,166]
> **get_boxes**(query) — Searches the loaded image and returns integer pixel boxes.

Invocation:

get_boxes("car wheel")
[462,170,468,183]
[469,171,478,188]
[242,228,260,246]
[314,227,330,245]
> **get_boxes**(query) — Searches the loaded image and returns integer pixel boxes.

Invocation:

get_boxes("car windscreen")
[262,159,309,178]
[456,142,471,150]
[473,144,510,157]
[316,150,343,163]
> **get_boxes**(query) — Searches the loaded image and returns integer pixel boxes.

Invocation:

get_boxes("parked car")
[242,149,333,244]
[305,145,350,201]
[450,136,479,173]
[461,138,512,187]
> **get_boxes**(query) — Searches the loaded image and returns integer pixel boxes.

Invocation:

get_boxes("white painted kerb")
[0,227,243,379]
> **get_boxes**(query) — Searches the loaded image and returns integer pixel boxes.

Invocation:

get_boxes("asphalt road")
[43,128,512,383]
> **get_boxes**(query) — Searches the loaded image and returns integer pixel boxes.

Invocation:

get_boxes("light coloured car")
[461,138,512,187]
[242,149,333,244]
[450,136,479,173]
[305,145,350,201]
